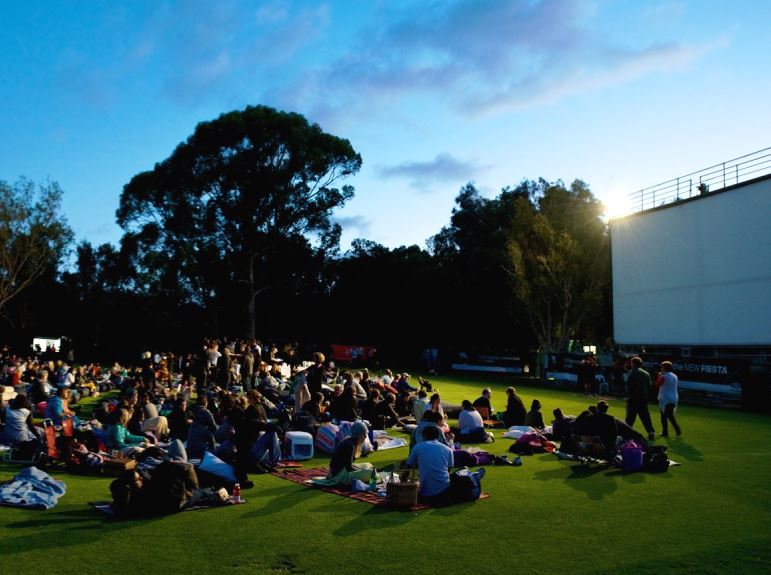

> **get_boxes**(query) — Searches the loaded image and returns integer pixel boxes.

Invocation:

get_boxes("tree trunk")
[246,255,256,339]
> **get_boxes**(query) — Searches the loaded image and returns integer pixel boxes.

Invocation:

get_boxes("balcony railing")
[628,146,771,213]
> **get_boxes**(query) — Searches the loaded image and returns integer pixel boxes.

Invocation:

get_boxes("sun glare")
[602,193,633,222]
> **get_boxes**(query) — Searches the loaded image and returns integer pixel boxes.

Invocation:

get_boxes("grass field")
[1,374,770,575]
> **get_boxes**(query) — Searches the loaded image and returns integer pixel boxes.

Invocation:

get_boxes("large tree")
[504,179,610,352]
[117,105,362,338]
[0,178,72,319]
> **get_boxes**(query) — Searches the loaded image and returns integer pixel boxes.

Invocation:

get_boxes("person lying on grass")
[110,460,212,518]
[312,421,378,488]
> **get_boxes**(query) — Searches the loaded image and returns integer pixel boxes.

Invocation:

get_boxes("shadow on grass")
[5,508,97,529]
[533,462,618,500]
[0,507,142,556]
[240,485,320,518]
[664,438,704,462]
[331,504,418,536]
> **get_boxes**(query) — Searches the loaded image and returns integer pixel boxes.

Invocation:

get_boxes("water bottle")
[232,483,241,503]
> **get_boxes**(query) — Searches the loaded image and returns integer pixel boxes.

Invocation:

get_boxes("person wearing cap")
[314,421,378,487]
[396,373,417,393]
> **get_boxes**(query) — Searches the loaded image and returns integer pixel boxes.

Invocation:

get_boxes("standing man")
[625,357,655,440]
[657,361,681,437]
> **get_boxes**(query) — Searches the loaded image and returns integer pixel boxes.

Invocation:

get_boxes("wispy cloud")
[332,215,372,235]
[296,0,719,120]
[378,153,484,191]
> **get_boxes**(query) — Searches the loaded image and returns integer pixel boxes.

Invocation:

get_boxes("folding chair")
[61,417,74,437]
[0,423,48,465]
[476,406,501,428]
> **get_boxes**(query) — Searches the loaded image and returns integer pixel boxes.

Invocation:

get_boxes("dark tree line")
[1,106,611,364]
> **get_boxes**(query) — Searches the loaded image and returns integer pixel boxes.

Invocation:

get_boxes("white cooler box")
[284,431,314,460]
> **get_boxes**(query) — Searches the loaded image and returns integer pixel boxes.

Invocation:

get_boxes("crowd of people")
[1,341,681,515]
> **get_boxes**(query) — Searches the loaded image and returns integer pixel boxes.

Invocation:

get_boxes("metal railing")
[628,146,771,213]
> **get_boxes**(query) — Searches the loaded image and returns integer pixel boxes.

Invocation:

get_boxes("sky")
[2,0,770,251]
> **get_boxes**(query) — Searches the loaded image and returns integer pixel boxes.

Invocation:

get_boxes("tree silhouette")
[117,105,361,338]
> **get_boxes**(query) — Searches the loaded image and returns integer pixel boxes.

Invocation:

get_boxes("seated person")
[312,421,377,488]
[187,396,218,460]
[406,425,453,504]
[593,401,619,453]
[138,391,169,440]
[329,385,360,422]
[503,387,527,427]
[412,389,430,423]
[551,408,576,441]
[453,400,489,443]
[396,373,417,393]
[106,408,148,456]
[371,393,404,430]
[359,388,381,423]
[168,396,191,441]
[342,371,367,403]
[394,391,415,418]
[426,393,449,431]
[412,409,453,447]
[2,394,42,449]
[302,392,328,420]
[525,399,545,430]
[472,388,494,416]
[569,410,594,436]
[44,387,79,426]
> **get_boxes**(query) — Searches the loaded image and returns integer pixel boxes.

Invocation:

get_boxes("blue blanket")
[0,466,66,509]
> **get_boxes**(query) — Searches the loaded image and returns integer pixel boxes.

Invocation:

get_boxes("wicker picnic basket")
[101,456,136,477]
[386,469,419,509]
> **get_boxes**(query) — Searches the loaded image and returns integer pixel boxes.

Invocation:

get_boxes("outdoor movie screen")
[611,177,771,346]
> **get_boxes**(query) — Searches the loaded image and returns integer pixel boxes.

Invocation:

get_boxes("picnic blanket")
[272,467,490,511]
[0,466,66,510]
[374,436,408,451]
[273,466,431,510]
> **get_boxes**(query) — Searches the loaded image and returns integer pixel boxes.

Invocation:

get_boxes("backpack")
[644,445,669,473]
[621,440,644,473]
[449,467,484,502]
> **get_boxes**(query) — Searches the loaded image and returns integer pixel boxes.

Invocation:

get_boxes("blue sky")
[2,0,770,250]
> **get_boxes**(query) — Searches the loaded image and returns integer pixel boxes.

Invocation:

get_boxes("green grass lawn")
[2,375,770,575]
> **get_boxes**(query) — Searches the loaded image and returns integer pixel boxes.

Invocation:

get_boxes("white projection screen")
[611,177,771,346]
